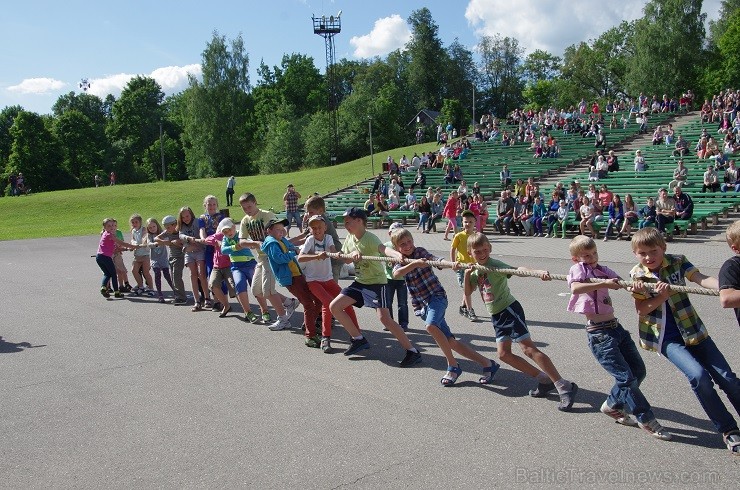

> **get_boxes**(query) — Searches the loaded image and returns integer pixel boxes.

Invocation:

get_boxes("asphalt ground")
[1,226,739,489]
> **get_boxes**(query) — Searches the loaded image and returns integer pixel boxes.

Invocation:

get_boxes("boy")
[392,228,500,385]
[155,215,187,305]
[329,207,422,366]
[451,210,478,319]
[630,228,740,455]
[567,236,671,440]
[302,195,343,281]
[261,219,322,348]
[465,232,578,411]
[384,223,409,331]
[238,193,299,330]
[719,220,740,327]
[213,219,255,320]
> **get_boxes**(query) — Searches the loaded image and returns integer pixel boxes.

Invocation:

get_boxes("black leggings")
[96,254,118,291]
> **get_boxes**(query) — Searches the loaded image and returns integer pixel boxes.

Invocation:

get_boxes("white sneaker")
[268,316,292,331]
[600,401,638,427]
[283,298,299,317]
[543,233,550,238]
[638,418,673,441]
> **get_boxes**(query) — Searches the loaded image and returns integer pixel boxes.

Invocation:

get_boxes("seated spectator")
[652,126,663,145]
[638,197,657,229]
[634,150,646,172]
[499,164,512,190]
[722,160,740,192]
[668,159,688,189]
[588,166,599,182]
[664,124,674,146]
[607,150,620,172]
[493,190,515,235]
[673,135,690,157]
[673,186,693,220]
[702,164,720,192]
[596,156,609,179]
[655,188,676,235]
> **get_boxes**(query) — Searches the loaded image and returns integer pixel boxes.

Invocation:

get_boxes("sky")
[0,0,723,115]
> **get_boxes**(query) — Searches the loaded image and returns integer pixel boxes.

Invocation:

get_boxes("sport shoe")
[173,298,188,306]
[344,337,370,356]
[305,335,321,348]
[212,301,222,312]
[558,383,579,411]
[466,308,477,320]
[283,298,299,317]
[320,337,332,353]
[100,286,110,298]
[399,349,422,367]
[459,305,468,317]
[145,288,155,297]
[529,381,555,397]
[268,316,292,331]
[638,418,672,441]
[158,295,165,304]
[114,291,124,298]
[244,311,258,323]
[600,401,638,427]
[261,312,271,323]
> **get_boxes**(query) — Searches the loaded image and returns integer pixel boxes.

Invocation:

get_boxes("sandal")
[441,365,462,386]
[479,360,501,384]
[191,303,203,312]
[218,305,231,318]
[204,299,214,309]
[724,429,740,456]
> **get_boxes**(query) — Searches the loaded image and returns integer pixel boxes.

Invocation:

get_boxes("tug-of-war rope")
[324,253,720,297]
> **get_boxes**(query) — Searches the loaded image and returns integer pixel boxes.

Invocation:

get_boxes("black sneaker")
[344,337,370,356]
[399,350,422,367]
[529,381,555,397]
[558,383,579,412]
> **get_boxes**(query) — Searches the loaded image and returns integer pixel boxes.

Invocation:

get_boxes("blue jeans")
[588,325,654,423]
[385,278,409,328]
[286,211,302,233]
[662,336,740,433]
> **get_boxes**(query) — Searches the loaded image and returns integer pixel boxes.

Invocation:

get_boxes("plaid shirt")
[284,190,299,212]
[629,254,707,352]
[393,247,446,312]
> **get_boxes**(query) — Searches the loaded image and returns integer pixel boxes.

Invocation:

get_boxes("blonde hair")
[569,235,596,257]
[129,213,142,225]
[390,228,412,248]
[726,220,740,248]
[102,217,117,229]
[466,232,490,252]
[146,217,162,235]
[203,195,218,209]
[631,227,665,251]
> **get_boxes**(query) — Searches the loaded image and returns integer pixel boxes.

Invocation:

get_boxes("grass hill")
[0,141,439,241]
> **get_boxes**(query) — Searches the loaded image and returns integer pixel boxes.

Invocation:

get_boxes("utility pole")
[368,116,374,176]
[159,121,165,181]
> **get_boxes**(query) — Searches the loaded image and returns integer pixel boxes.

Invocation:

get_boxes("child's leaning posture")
[219,218,259,321]
[129,214,154,296]
[192,218,238,318]
[96,218,138,298]
[155,215,188,305]
[630,228,740,455]
[177,206,212,311]
[144,217,175,303]
[451,210,478,319]
[329,207,422,366]
[392,228,500,385]
[567,236,671,440]
[384,223,409,331]
[298,214,360,353]
[465,232,578,411]
[719,220,740,328]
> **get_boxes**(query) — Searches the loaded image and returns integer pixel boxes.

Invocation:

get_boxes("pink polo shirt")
[567,262,618,315]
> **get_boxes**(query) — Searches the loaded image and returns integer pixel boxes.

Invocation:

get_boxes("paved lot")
[1,227,739,488]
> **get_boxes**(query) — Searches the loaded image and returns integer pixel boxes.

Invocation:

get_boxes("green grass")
[0,141,439,241]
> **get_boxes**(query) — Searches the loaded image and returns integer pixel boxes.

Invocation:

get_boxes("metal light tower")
[312,12,341,165]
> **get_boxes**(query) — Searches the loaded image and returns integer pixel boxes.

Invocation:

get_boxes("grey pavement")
[1,225,739,489]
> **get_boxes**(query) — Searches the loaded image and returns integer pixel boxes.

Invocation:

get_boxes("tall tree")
[626,0,705,97]
[444,38,477,127]
[522,49,561,84]
[54,110,101,185]
[0,105,23,172]
[708,0,740,46]
[406,8,448,110]
[477,34,524,117]
[184,31,252,178]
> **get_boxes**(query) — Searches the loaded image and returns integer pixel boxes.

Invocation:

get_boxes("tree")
[0,105,22,172]
[183,31,252,178]
[444,39,477,126]
[708,0,740,46]
[439,99,467,134]
[255,102,304,174]
[406,8,448,110]
[522,49,561,84]
[302,111,332,168]
[717,9,740,88]
[626,0,705,97]
[54,110,101,185]
[477,34,524,116]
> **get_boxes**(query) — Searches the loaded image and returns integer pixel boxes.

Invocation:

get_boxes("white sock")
[352,335,364,340]
[554,378,573,394]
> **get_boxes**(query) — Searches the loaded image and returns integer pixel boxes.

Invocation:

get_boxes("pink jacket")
[205,233,231,268]
[566,262,618,315]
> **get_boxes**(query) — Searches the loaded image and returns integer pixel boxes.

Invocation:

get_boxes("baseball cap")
[388,222,404,234]
[307,215,326,224]
[343,207,367,220]
[216,218,235,232]
[265,218,289,229]
[162,215,177,226]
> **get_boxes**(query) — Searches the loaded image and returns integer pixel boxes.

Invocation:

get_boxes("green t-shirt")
[384,240,398,280]
[468,258,516,315]
[342,231,387,285]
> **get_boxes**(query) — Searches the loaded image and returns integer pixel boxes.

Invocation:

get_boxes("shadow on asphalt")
[0,336,46,354]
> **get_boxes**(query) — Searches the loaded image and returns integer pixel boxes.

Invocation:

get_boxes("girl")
[177,206,212,312]
[130,214,154,296]
[603,194,624,241]
[619,194,639,240]
[426,193,444,233]
[145,218,175,303]
[96,218,137,298]
[442,190,459,240]
[199,195,226,310]
[417,196,431,231]
[468,194,482,231]
[579,196,596,238]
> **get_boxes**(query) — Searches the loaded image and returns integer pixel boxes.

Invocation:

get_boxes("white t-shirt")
[300,235,334,282]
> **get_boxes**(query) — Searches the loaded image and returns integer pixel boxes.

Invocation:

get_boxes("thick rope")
[325,252,719,296]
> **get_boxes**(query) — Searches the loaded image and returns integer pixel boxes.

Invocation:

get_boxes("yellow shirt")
[451,230,473,263]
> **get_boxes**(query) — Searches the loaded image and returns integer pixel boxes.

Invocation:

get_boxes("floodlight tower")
[312,12,341,165]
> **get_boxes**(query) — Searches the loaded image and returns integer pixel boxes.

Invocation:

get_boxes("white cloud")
[8,78,67,94]
[87,63,202,99]
[465,0,724,56]
[350,14,412,58]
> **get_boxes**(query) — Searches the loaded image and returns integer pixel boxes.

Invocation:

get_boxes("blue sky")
[0,0,722,114]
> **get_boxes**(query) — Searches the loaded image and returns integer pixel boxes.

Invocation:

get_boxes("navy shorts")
[491,300,530,343]
[341,281,388,309]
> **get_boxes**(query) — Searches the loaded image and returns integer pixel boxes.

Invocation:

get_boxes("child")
[442,190,459,240]
[579,196,596,238]
[220,218,260,322]
[144,217,174,303]
[199,195,226,307]
[465,232,578,411]
[384,223,409,331]
[177,206,212,311]
[303,195,343,281]
[719,220,740,327]
[96,218,138,298]
[112,224,133,293]
[299,214,360,353]
[129,214,154,296]
[567,236,671,440]
[192,218,237,318]
[261,219,322,348]
[392,228,500,385]
[329,207,422,366]
[630,228,740,455]
[547,199,568,239]
[451,211,478,319]
[238,193,299,329]
[155,215,188,305]
[638,197,657,229]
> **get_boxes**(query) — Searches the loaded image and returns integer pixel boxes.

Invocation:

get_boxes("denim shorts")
[341,281,388,309]
[419,295,454,338]
[184,249,205,265]
[455,268,465,288]
[491,300,530,343]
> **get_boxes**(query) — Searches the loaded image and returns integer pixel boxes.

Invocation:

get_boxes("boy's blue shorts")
[491,300,530,343]
[418,295,454,339]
